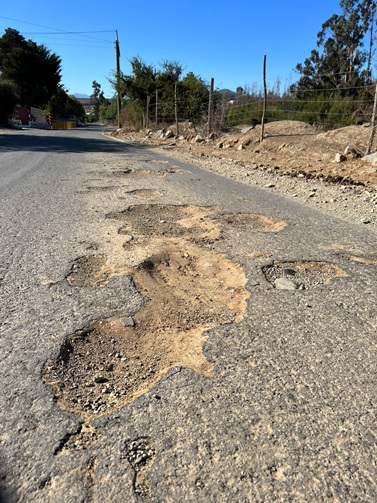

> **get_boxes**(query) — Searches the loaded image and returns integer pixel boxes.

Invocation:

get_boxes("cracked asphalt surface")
[0,126,376,502]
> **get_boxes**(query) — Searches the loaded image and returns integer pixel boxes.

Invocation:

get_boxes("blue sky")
[0,1,344,97]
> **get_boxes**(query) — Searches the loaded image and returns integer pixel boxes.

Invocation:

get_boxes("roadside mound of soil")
[109,120,377,189]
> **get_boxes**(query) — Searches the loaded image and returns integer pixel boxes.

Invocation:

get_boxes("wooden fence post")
[208,77,214,136]
[175,83,179,136]
[366,80,377,155]
[260,55,267,143]
[155,90,158,126]
[146,95,150,129]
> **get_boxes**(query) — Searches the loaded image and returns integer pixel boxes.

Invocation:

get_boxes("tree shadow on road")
[0,128,147,154]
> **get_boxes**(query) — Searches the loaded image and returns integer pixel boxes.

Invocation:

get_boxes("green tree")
[0,79,19,124]
[47,87,85,119]
[155,60,183,121]
[99,100,117,123]
[118,57,157,124]
[293,1,376,97]
[0,28,62,107]
[90,80,107,120]
[179,72,209,124]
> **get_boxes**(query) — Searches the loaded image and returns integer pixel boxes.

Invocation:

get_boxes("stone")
[164,130,175,140]
[193,135,205,143]
[122,235,133,243]
[363,152,377,165]
[241,126,254,134]
[120,316,135,327]
[94,376,109,384]
[274,277,298,290]
[335,153,347,163]
[344,145,359,157]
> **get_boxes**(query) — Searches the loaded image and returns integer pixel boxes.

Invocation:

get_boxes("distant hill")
[218,89,237,97]
[73,93,90,99]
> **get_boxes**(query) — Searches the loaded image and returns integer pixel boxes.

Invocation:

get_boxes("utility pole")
[115,30,121,128]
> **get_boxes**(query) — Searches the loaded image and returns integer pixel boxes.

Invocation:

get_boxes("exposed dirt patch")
[43,242,248,417]
[66,255,129,287]
[108,204,222,243]
[262,260,347,290]
[214,213,287,233]
[126,189,162,201]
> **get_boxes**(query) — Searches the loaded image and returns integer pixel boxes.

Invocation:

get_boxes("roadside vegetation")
[0,28,85,123]
[1,1,376,130]
[104,0,377,132]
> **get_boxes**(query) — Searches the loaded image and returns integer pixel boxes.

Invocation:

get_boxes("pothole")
[111,168,133,176]
[108,204,222,243]
[123,437,155,500]
[111,169,167,178]
[42,242,249,417]
[214,213,287,233]
[126,189,162,201]
[262,260,347,290]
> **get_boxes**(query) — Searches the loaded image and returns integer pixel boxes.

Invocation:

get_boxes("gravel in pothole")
[107,204,222,242]
[262,260,347,290]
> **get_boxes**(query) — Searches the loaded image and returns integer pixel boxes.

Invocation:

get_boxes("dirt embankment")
[110,120,377,190]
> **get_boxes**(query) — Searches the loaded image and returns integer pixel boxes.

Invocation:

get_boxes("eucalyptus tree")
[293,0,376,97]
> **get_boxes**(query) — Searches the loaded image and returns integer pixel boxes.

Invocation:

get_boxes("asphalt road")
[0,126,376,502]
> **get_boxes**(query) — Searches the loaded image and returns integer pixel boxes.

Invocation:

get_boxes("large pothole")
[43,242,248,417]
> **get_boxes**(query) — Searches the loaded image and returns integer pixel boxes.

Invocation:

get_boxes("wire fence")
[123,79,377,139]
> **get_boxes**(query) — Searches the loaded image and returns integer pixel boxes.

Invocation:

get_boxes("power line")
[0,16,115,43]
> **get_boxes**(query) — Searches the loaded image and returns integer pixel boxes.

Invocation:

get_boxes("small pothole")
[123,437,155,500]
[126,189,162,201]
[262,260,347,290]
[214,213,287,233]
